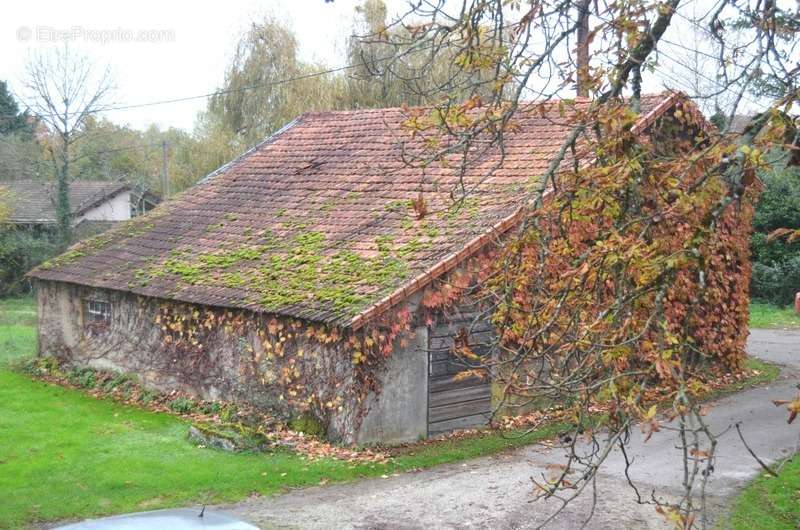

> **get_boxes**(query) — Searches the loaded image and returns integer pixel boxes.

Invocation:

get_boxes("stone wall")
[37,281,250,402]
[35,280,426,444]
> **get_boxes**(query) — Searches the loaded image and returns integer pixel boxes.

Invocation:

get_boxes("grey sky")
[1,0,400,131]
[1,0,769,133]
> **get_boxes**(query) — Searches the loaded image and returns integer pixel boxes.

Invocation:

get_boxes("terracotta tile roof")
[3,180,129,224]
[30,92,684,327]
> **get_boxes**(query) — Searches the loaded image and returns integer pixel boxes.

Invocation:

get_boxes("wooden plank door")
[427,316,493,436]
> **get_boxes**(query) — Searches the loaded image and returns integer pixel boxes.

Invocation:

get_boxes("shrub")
[750,167,800,305]
[139,389,156,406]
[67,367,97,389]
[751,256,800,307]
[0,227,61,297]
[102,372,136,392]
[22,356,62,376]
[219,404,238,422]
[751,262,781,303]
[198,402,222,415]
[169,396,196,414]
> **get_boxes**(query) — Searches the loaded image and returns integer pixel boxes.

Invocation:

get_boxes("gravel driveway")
[219,329,800,529]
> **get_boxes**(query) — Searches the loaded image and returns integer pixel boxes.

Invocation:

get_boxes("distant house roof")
[727,114,755,135]
[3,180,131,224]
[30,92,697,328]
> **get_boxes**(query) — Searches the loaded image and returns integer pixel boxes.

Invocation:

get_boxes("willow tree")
[344,0,510,109]
[202,16,351,153]
[0,185,11,224]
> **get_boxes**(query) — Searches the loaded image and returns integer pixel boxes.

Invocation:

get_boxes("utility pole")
[161,140,169,198]
[101,152,110,179]
[576,0,591,98]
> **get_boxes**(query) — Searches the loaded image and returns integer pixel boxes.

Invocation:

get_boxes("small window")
[84,299,111,327]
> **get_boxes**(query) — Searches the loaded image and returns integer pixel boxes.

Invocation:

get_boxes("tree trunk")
[576,0,591,97]
[57,136,71,245]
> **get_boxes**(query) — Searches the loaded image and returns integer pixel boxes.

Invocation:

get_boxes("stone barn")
[30,92,743,444]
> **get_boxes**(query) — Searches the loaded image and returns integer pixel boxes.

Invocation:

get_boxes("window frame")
[83,298,112,331]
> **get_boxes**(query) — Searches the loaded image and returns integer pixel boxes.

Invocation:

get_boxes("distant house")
[727,114,755,135]
[29,92,753,444]
[4,179,159,238]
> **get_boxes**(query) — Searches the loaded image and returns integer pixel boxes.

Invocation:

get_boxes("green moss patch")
[189,422,272,452]
[289,412,326,437]
[136,230,421,315]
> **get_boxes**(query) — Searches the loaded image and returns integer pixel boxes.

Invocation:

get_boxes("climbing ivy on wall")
[146,99,761,440]
[407,98,757,417]
[152,299,412,437]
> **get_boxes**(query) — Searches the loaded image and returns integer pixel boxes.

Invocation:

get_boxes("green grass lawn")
[0,296,562,528]
[0,296,789,528]
[0,368,563,527]
[749,302,800,329]
[726,456,800,529]
[0,295,36,365]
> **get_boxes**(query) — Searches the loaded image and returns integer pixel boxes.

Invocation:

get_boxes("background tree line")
[0,1,432,194]
[0,0,798,304]
[750,164,800,306]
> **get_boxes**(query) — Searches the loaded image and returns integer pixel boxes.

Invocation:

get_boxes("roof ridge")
[299,91,678,119]
[197,116,302,186]
[29,91,694,328]
[72,181,129,217]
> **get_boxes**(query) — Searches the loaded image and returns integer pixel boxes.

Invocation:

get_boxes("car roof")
[53,508,259,530]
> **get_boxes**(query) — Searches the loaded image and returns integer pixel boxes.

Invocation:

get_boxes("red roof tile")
[30,92,684,327]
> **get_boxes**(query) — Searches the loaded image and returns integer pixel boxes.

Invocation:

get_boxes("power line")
[670,8,764,63]
[78,140,165,157]
[3,27,474,122]
[1,9,783,126]
[575,7,774,110]
[1,10,683,123]
[10,62,361,122]
[656,47,769,110]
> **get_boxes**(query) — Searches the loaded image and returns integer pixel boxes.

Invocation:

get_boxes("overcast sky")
[1,0,408,132]
[1,0,768,134]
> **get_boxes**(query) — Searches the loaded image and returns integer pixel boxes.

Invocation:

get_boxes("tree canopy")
[0,81,32,137]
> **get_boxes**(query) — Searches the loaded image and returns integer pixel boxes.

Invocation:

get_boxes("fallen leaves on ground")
[270,430,389,463]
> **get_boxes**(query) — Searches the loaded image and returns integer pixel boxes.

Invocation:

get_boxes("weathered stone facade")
[36,280,429,444]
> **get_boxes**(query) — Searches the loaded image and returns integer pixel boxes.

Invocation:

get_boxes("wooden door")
[427,316,493,436]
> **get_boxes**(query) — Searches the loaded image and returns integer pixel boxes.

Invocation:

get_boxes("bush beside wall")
[750,167,800,306]
[0,228,61,297]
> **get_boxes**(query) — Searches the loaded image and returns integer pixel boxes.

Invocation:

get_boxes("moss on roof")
[28,94,681,325]
[133,230,421,315]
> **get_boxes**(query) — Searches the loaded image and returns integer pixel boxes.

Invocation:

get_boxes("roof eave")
[72,183,130,218]
[348,206,525,331]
